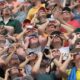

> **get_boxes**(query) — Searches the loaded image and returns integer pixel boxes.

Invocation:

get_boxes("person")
[26,0,45,20]
[31,50,61,80]
[4,66,33,80]
[59,39,80,80]
[0,7,22,35]
[61,7,80,32]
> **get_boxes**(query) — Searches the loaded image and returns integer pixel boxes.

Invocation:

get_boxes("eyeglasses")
[50,34,60,39]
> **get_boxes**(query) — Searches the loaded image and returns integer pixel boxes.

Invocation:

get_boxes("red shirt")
[60,19,80,33]
[68,19,80,29]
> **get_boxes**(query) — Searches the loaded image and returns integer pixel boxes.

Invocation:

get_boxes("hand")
[5,68,10,77]
[28,54,37,61]
[54,20,61,26]
[10,43,17,51]
[37,52,43,59]
[4,45,9,49]
[34,13,38,19]
[68,54,74,61]
[19,68,26,76]
[6,34,16,42]
[25,56,29,61]
[4,26,14,33]
[23,28,27,33]
[72,33,77,39]
[25,36,30,44]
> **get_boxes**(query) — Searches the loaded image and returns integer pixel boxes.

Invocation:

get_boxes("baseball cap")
[74,28,80,33]
[70,39,80,53]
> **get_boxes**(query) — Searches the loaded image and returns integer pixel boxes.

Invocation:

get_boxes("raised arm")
[4,69,10,80]
[38,19,49,33]
[59,54,73,77]
[16,28,27,40]
[19,56,29,68]
[32,52,43,73]
[0,47,8,56]
[4,44,16,65]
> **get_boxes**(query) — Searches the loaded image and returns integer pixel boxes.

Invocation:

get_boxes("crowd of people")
[0,0,80,80]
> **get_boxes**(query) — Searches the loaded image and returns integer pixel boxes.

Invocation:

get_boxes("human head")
[71,39,80,62]
[50,31,63,49]
[62,7,72,21]
[38,7,46,18]
[74,28,80,38]
[46,20,60,34]
[25,25,38,36]
[1,6,12,18]
[29,34,39,48]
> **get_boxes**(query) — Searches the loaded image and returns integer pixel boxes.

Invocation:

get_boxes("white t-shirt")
[59,46,70,60]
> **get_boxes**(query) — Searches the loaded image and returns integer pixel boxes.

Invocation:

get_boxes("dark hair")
[50,36,63,49]
[23,19,31,27]
[51,31,61,36]
[62,7,71,13]
[1,7,13,17]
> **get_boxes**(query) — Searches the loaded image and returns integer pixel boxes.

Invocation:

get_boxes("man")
[59,39,80,80]
[26,0,45,20]
[50,31,70,60]
[61,7,80,32]
[0,7,22,35]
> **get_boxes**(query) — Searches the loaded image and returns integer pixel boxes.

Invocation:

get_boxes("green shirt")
[0,19,22,34]
[34,72,56,80]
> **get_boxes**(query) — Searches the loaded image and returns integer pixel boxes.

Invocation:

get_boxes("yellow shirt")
[26,4,45,20]
[63,69,80,80]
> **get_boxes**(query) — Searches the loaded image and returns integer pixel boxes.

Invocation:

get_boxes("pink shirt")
[60,19,80,33]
